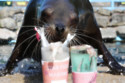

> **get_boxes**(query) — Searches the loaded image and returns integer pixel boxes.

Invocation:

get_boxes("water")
[0,45,14,64]
[0,44,41,75]
[98,42,125,65]
[0,42,125,74]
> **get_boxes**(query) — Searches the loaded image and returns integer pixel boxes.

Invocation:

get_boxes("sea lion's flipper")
[101,43,125,74]
[0,0,42,76]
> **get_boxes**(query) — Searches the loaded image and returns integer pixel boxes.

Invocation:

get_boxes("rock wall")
[95,8,125,28]
[94,8,125,39]
[0,7,24,41]
[0,7,125,42]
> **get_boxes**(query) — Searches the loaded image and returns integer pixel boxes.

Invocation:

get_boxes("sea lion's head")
[39,0,93,43]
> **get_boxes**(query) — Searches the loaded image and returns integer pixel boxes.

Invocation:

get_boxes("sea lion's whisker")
[77,33,102,44]
[12,34,36,55]
[18,29,34,37]
[38,20,46,26]
[73,37,82,45]
[39,19,46,25]
[21,26,40,28]
[45,33,48,41]
[76,29,90,33]
[75,35,90,45]
[37,42,41,60]
[22,37,36,57]
[31,41,40,59]
[51,32,56,41]
[46,34,50,42]
[69,28,93,45]
[35,41,40,60]
[45,30,51,42]
[69,40,72,46]
[70,29,77,34]
[69,39,73,45]
[73,38,79,45]
[48,30,55,42]
[75,37,82,45]
[71,38,77,45]
[70,28,90,35]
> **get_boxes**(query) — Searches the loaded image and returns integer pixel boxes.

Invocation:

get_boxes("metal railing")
[0,0,125,10]
[90,0,125,10]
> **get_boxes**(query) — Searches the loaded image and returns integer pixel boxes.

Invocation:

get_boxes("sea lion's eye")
[41,8,54,20]
[69,13,78,27]
[45,8,54,15]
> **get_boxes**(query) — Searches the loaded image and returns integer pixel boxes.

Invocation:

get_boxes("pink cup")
[42,58,69,83]
[72,72,97,83]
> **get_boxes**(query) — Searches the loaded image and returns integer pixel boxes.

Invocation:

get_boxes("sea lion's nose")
[55,24,65,33]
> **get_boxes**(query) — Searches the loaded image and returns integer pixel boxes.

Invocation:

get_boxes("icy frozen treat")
[70,45,97,83]
[38,28,75,83]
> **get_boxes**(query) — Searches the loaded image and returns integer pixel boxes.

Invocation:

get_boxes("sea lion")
[0,0,125,76]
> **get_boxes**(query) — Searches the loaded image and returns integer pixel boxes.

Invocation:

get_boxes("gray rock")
[108,13,125,27]
[111,13,125,24]
[112,9,124,13]
[0,18,16,30]
[97,8,111,16]
[0,28,16,40]
[108,21,125,27]
[117,26,125,34]
[0,45,14,63]
[0,7,23,19]
[100,28,117,39]
[95,13,110,28]
[13,14,24,23]
[17,22,23,29]
[94,9,98,13]
[13,14,24,29]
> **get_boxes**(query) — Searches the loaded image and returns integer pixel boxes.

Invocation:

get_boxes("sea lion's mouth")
[37,25,68,43]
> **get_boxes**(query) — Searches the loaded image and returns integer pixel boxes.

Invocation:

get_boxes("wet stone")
[100,28,117,39]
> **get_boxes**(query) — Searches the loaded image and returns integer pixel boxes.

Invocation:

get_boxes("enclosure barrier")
[90,0,125,10]
[0,0,125,10]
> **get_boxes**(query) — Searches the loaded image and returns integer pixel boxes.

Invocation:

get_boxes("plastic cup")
[70,45,97,83]
[42,58,69,83]
[41,42,70,83]
[72,72,97,83]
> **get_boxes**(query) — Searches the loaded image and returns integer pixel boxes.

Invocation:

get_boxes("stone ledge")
[100,28,117,39]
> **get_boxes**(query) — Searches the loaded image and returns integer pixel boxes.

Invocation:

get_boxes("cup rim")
[72,71,98,74]
[41,57,70,63]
